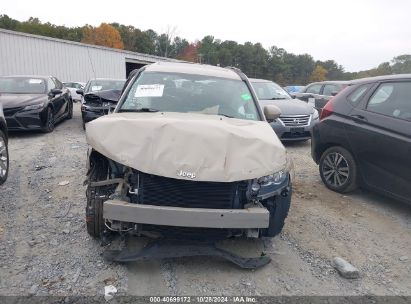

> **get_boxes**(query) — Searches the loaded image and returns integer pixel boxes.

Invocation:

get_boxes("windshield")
[0,77,47,94]
[119,72,260,121]
[251,81,291,100]
[84,79,125,93]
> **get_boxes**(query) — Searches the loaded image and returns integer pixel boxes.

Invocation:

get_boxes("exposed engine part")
[246,229,260,238]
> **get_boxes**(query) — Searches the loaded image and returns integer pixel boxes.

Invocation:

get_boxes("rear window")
[347,84,370,107]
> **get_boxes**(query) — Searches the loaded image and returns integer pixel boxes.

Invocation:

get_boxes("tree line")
[1,14,411,85]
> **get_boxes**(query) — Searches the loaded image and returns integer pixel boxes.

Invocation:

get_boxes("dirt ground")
[0,103,410,297]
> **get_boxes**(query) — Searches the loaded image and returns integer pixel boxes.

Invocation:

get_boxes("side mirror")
[331,91,339,96]
[49,88,62,96]
[76,89,84,96]
[264,105,281,121]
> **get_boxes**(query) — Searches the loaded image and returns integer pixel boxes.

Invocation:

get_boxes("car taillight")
[320,98,335,120]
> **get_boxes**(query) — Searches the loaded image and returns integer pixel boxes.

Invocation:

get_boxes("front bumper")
[81,104,113,123]
[270,116,319,141]
[103,200,270,229]
[4,107,47,131]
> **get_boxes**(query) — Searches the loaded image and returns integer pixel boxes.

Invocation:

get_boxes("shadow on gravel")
[351,188,411,216]
[7,122,73,139]
[282,139,311,148]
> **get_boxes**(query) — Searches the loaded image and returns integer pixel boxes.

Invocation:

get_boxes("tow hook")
[281,186,290,197]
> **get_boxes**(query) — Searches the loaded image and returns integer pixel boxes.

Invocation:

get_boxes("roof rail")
[225,66,247,81]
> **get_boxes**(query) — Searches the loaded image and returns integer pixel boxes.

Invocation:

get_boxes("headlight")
[23,104,44,111]
[258,170,287,186]
[312,109,319,120]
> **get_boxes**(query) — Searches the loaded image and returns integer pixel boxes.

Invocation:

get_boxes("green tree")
[391,54,411,74]
[0,14,19,30]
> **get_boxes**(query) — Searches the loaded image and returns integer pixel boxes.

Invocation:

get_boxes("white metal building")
[0,28,181,82]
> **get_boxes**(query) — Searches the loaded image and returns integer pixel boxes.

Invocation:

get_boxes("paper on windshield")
[29,79,43,84]
[135,84,164,97]
[86,112,286,182]
[92,86,102,91]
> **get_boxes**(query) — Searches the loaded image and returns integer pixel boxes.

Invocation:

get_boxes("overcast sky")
[3,0,410,71]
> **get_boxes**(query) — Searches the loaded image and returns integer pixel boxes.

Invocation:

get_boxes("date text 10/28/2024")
[150,297,257,303]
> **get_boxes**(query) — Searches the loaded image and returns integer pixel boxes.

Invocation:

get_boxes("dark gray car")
[250,78,319,141]
[294,80,350,110]
[0,104,9,185]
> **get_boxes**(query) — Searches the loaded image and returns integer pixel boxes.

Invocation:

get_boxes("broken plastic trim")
[103,239,271,269]
[89,178,124,187]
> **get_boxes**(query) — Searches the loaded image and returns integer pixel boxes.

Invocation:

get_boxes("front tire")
[86,155,108,238]
[42,107,55,133]
[67,100,73,119]
[0,130,9,185]
[319,146,358,193]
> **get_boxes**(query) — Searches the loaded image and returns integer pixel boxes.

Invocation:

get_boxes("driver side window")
[47,78,56,91]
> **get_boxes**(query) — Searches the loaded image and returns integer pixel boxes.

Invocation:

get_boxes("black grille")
[137,173,242,209]
[4,107,23,116]
[5,118,20,128]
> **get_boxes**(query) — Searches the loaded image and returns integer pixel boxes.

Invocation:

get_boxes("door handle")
[350,114,368,123]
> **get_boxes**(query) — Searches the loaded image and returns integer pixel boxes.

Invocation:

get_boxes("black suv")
[0,104,9,185]
[294,81,350,110]
[311,74,411,204]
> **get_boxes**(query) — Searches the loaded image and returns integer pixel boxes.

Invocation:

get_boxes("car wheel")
[42,107,55,133]
[67,100,73,119]
[319,146,358,193]
[86,156,108,238]
[0,130,9,185]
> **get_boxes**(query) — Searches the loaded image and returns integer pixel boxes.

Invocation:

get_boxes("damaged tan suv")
[85,62,292,243]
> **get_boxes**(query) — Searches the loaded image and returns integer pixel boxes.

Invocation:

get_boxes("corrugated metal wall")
[0,29,176,82]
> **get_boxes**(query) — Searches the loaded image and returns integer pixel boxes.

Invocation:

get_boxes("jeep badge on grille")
[177,170,196,179]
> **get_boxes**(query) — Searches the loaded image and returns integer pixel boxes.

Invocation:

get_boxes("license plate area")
[290,127,304,133]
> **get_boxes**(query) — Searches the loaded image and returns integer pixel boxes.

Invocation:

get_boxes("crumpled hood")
[259,99,314,115]
[84,89,121,105]
[0,93,46,109]
[86,112,287,182]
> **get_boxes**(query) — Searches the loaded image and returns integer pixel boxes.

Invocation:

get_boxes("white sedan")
[63,82,86,102]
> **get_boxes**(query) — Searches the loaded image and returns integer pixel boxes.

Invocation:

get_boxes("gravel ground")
[0,103,410,297]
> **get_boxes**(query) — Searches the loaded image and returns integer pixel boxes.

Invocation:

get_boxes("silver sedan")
[250,78,319,141]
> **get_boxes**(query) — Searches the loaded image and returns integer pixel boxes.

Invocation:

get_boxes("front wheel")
[0,130,9,185]
[67,99,73,119]
[86,155,108,238]
[319,146,358,193]
[42,107,55,133]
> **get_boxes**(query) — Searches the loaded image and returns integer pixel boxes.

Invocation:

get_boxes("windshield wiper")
[120,108,159,113]
[217,113,235,118]
[269,97,287,100]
